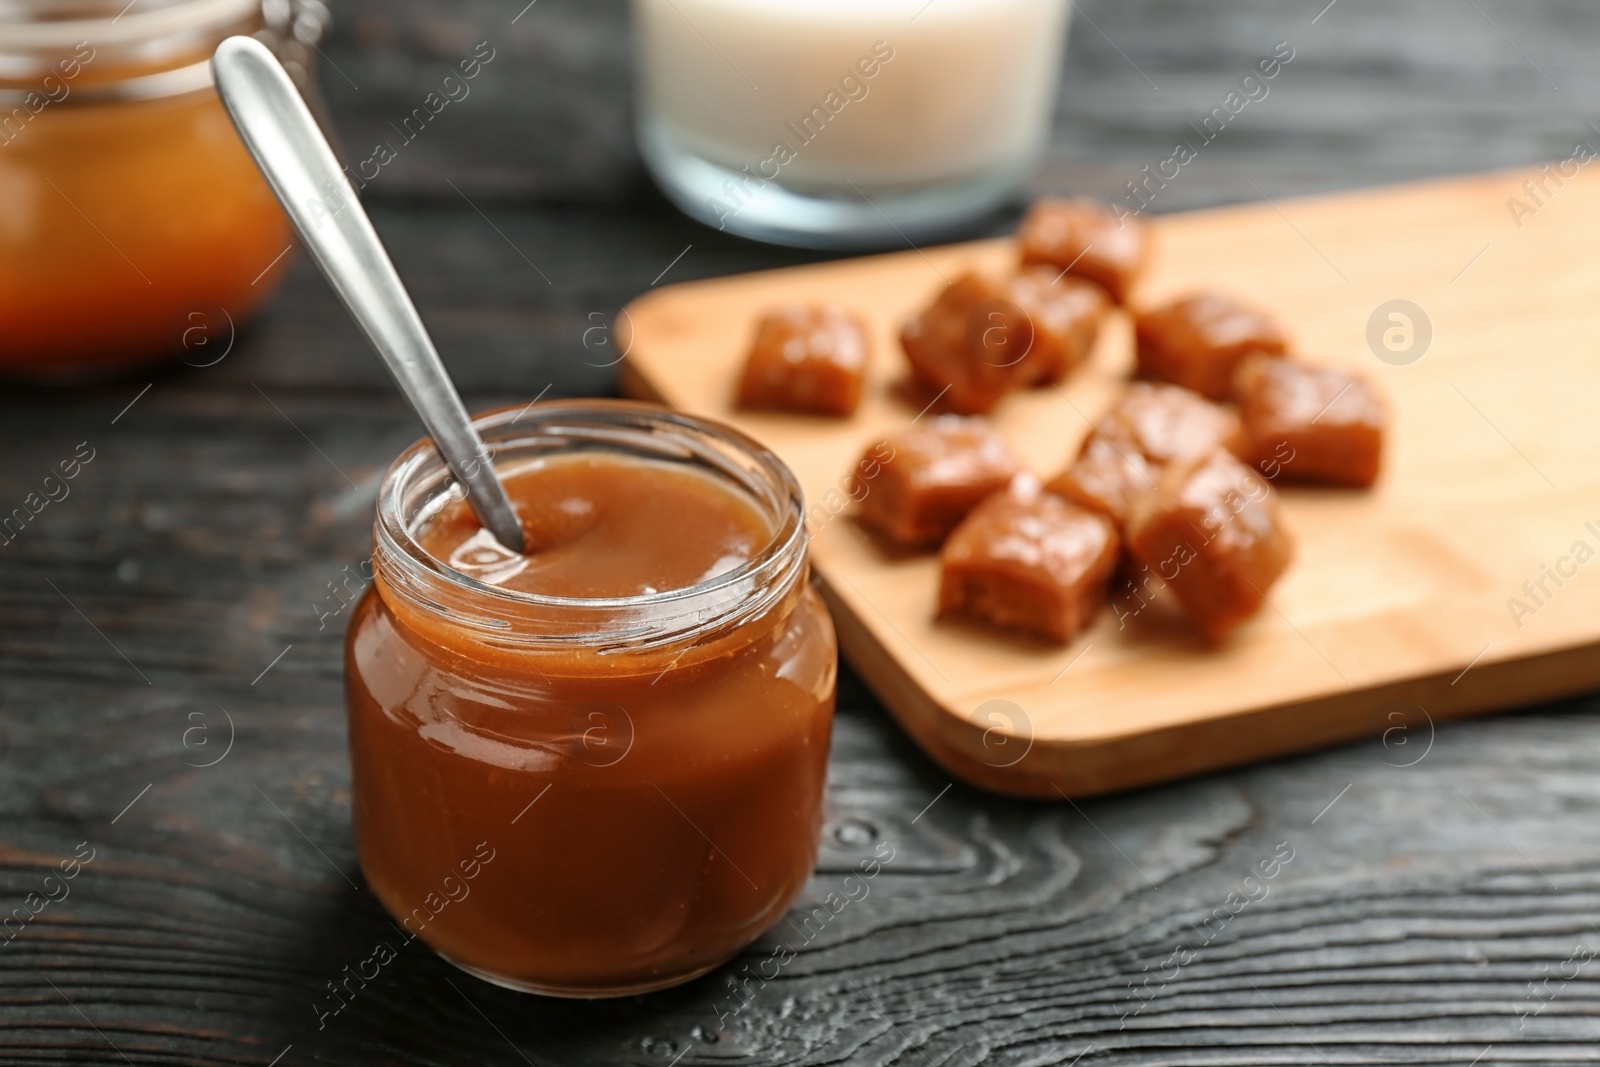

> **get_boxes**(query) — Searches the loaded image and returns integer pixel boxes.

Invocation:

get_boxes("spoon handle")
[211,35,526,553]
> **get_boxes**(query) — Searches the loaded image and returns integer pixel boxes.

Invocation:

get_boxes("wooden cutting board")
[617,167,1600,798]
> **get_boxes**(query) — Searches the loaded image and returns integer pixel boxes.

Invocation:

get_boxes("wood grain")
[7,0,1600,1063]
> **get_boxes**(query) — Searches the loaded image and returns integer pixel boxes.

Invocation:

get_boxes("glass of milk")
[633,0,1073,248]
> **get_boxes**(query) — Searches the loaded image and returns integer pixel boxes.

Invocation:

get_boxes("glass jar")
[632,0,1072,248]
[345,401,838,997]
[0,0,325,379]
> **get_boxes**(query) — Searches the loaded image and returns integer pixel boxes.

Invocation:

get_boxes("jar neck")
[0,0,325,102]
[371,401,811,661]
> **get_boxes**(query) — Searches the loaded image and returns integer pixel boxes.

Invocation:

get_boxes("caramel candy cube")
[939,477,1120,643]
[854,416,1024,548]
[1046,384,1244,527]
[1018,198,1150,304]
[737,306,870,416]
[1007,267,1110,386]
[1135,293,1289,400]
[1125,450,1294,641]
[901,273,1019,415]
[900,269,1106,414]
[1094,382,1246,465]
[1234,355,1386,487]
[1047,435,1155,530]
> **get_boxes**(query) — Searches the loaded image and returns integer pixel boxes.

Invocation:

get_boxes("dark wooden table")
[8,1,1600,1063]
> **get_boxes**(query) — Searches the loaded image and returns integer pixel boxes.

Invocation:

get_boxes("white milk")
[633,0,1072,245]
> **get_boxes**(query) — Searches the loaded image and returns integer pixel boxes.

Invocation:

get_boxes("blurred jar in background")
[0,0,325,380]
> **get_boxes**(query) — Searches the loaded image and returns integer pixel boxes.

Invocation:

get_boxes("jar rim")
[0,0,259,51]
[0,0,325,99]
[373,399,810,650]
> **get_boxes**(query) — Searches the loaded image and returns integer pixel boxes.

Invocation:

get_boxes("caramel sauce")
[0,92,290,375]
[417,457,768,598]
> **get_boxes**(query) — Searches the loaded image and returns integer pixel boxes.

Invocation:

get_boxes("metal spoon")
[211,35,527,554]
